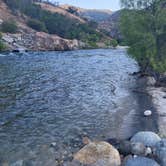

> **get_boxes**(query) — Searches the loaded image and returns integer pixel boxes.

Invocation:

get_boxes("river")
[0,49,157,165]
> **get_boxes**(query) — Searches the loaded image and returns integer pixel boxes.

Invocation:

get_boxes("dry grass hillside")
[36,2,86,23]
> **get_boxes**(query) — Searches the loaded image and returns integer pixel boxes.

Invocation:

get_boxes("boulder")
[74,141,121,166]
[154,139,166,166]
[131,131,161,147]
[123,156,160,166]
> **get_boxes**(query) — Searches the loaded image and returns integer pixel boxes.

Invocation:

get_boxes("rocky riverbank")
[66,74,166,166]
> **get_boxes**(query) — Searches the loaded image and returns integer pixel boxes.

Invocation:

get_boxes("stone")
[144,110,152,116]
[123,156,160,166]
[131,131,161,147]
[154,139,166,166]
[131,142,146,155]
[118,141,132,156]
[145,147,152,156]
[147,76,156,86]
[74,141,121,166]
[50,142,56,147]
[0,19,3,25]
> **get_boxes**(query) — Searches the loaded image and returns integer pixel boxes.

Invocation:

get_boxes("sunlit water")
[0,49,141,165]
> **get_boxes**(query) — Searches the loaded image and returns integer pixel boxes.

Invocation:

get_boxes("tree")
[120,0,166,73]
[1,20,18,33]
[27,19,48,32]
[0,32,6,51]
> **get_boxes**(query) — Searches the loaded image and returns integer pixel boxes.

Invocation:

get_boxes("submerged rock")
[74,141,121,166]
[123,156,160,166]
[154,139,166,166]
[131,131,161,147]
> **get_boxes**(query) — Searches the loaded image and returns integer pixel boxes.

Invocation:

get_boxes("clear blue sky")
[52,0,121,11]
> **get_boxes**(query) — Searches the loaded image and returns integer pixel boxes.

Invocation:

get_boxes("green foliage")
[27,19,47,32]
[0,32,6,51]
[104,39,118,47]
[120,0,166,73]
[110,39,118,47]
[1,20,18,33]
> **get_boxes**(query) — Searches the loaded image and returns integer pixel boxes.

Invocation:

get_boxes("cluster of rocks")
[72,131,166,166]
[2,32,84,52]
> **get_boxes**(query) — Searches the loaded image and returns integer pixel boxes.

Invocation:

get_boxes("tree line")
[120,0,166,74]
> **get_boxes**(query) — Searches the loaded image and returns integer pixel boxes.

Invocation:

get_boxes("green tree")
[120,0,166,73]
[0,32,6,51]
[1,20,18,33]
[27,19,47,32]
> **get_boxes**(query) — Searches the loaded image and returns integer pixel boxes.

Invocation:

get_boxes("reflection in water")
[0,49,141,164]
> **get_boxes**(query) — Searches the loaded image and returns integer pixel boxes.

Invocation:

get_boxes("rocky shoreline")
[66,74,166,166]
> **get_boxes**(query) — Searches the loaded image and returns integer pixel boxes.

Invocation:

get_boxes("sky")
[52,0,121,11]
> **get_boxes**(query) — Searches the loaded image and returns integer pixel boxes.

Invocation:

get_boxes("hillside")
[59,4,121,41]
[60,5,112,22]
[0,0,116,51]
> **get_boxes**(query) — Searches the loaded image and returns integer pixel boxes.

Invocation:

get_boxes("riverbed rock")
[131,131,161,147]
[74,141,121,166]
[123,156,160,166]
[118,141,132,156]
[131,142,146,155]
[154,139,166,166]
[144,110,152,116]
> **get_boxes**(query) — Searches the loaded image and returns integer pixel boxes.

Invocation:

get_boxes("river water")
[0,49,155,165]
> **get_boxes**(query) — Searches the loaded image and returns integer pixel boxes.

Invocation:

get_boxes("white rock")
[145,147,152,155]
[144,110,152,116]
[50,142,56,147]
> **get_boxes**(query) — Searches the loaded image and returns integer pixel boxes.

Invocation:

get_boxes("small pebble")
[145,147,152,155]
[144,110,152,116]
[50,142,56,147]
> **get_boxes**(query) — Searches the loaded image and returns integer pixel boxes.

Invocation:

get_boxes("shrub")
[1,20,18,33]
[110,39,118,47]
[27,19,47,32]
[0,32,6,51]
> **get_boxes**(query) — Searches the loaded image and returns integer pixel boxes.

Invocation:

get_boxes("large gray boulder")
[131,131,161,147]
[124,157,160,166]
[154,139,166,166]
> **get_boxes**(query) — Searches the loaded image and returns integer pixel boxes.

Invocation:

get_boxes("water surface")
[0,49,144,165]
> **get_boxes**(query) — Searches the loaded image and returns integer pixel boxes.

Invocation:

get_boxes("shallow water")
[0,49,143,165]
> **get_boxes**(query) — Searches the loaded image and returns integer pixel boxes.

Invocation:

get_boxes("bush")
[1,20,18,33]
[27,19,47,32]
[0,32,6,51]
[110,39,118,47]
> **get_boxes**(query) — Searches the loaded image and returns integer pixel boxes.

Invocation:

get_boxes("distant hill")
[60,5,112,22]
[60,4,122,41]
[0,0,118,51]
